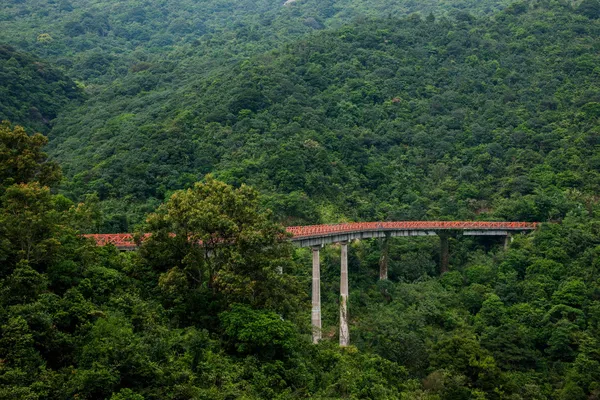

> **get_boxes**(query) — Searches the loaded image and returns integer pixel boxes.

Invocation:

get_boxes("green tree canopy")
[0,121,60,191]
[140,175,304,323]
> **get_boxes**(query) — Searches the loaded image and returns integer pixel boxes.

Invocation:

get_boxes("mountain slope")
[0,45,82,132]
[0,0,513,82]
[48,1,600,230]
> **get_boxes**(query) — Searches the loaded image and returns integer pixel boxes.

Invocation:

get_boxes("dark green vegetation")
[4,120,600,399]
[0,45,82,133]
[0,0,513,82]
[3,0,600,398]
[1,0,520,231]
[38,0,600,230]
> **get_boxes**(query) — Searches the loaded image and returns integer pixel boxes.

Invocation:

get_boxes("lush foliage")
[0,130,405,399]
[139,176,304,324]
[39,1,600,230]
[0,0,513,83]
[0,121,61,189]
[3,0,600,399]
[5,118,600,398]
[0,0,524,229]
[0,45,82,132]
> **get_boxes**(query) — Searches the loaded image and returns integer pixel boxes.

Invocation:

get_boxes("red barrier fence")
[84,221,538,249]
[286,221,537,238]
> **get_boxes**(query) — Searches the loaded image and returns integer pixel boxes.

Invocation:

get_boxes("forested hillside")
[4,119,600,399]
[5,0,600,400]
[45,1,600,231]
[4,0,600,399]
[0,0,528,231]
[1,0,513,82]
[0,45,82,132]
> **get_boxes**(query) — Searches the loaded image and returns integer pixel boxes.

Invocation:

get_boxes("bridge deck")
[84,221,537,250]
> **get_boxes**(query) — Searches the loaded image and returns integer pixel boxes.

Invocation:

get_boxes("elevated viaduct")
[86,221,538,346]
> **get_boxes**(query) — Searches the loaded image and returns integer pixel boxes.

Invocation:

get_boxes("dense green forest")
[1,0,522,230]
[5,118,600,399]
[4,118,600,399]
[1,0,513,82]
[0,45,82,133]
[3,0,600,399]
[2,0,598,231]
[45,0,600,231]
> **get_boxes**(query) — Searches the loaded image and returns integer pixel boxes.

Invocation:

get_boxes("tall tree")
[0,121,60,191]
[140,175,304,321]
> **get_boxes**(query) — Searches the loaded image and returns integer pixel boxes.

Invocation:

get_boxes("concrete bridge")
[85,221,538,346]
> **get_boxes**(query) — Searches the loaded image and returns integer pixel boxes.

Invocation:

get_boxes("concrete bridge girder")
[293,230,438,248]
[462,230,510,236]
[293,229,526,248]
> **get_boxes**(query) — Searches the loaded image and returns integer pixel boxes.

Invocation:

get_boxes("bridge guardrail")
[85,221,538,249]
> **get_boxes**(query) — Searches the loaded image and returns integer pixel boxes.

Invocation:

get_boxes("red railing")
[84,233,135,247]
[286,221,537,238]
[84,221,538,249]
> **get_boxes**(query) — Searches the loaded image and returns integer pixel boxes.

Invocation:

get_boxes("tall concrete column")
[504,233,513,250]
[339,241,350,346]
[379,233,390,280]
[439,233,449,274]
[311,246,322,344]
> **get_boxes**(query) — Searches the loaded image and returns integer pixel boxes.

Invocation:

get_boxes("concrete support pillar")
[439,234,449,274]
[339,241,350,347]
[379,233,390,280]
[311,246,321,344]
[504,234,513,250]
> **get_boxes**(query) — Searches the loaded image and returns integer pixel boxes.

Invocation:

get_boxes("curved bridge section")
[287,221,537,247]
[86,221,537,250]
